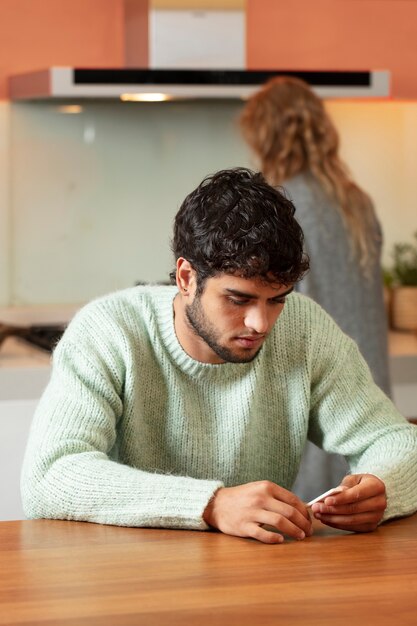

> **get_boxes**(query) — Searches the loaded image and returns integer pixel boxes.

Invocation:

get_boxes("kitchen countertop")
[0,336,51,369]
[0,304,81,400]
[388,329,417,356]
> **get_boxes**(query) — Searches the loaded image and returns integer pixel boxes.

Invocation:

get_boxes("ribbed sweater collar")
[151,287,255,381]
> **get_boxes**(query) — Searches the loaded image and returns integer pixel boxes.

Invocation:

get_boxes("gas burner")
[0,323,66,353]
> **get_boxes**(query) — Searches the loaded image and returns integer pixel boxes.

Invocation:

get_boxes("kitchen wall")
[247,0,417,99]
[0,103,10,305]
[0,0,124,100]
[1,98,417,306]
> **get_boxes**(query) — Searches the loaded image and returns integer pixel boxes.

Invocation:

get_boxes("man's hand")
[310,474,387,532]
[203,480,313,544]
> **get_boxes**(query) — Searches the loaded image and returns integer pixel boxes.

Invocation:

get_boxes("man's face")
[184,273,293,364]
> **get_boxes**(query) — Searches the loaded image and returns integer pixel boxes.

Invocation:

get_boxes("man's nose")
[244,306,269,334]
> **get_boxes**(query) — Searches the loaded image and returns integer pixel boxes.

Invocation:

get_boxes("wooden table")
[1,516,416,626]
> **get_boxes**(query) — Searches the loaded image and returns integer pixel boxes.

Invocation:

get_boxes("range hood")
[9,68,390,101]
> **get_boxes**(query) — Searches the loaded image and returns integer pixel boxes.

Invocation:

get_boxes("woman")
[240,76,391,500]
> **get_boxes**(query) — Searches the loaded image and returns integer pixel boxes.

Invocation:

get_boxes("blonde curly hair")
[240,76,377,272]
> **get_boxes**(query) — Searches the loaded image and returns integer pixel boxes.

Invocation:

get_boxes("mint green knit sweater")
[21,286,417,528]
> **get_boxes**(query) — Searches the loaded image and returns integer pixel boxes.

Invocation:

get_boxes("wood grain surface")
[1,515,416,625]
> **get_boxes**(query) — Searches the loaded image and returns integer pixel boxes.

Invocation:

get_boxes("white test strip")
[306,486,344,507]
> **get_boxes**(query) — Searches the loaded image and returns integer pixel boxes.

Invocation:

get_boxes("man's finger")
[248,523,284,544]
[314,494,387,516]
[257,510,309,540]
[268,483,311,519]
[264,498,313,535]
[314,509,383,531]
[317,519,378,533]
[325,477,385,506]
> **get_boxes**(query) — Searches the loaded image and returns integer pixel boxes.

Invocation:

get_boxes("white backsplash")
[1,99,417,306]
[7,100,248,304]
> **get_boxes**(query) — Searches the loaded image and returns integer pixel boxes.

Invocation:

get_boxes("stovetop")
[0,324,66,353]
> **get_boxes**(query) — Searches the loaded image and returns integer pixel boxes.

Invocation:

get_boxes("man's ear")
[176,258,196,296]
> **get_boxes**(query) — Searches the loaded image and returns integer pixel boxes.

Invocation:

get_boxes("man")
[21,168,417,544]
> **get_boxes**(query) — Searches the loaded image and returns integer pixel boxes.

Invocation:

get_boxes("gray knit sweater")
[21,286,417,528]
[284,172,390,394]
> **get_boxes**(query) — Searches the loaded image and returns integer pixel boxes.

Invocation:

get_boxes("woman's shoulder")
[282,172,331,205]
[281,173,340,231]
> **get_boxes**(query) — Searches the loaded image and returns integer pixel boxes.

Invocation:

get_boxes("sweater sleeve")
[308,332,417,522]
[20,309,223,529]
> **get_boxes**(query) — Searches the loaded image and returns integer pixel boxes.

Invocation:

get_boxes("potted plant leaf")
[389,231,417,332]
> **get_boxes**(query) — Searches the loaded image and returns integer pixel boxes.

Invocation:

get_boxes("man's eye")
[228,298,249,306]
[272,298,286,305]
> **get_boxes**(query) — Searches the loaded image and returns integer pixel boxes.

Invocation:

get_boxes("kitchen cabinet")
[0,337,51,521]
[0,399,39,521]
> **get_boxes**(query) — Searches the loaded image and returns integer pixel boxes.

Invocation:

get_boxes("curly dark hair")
[170,167,309,289]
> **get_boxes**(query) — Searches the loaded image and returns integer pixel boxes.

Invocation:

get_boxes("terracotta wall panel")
[152,0,245,7]
[125,0,149,66]
[0,0,125,100]
[247,0,417,99]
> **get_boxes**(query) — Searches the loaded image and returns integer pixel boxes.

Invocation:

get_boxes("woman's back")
[285,172,390,395]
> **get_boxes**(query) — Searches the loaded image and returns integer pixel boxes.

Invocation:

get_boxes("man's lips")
[235,335,266,348]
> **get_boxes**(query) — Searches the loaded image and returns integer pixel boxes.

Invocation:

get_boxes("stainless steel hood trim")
[9,67,390,100]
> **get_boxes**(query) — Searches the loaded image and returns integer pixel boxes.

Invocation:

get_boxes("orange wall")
[125,0,149,67]
[246,0,417,99]
[0,0,125,100]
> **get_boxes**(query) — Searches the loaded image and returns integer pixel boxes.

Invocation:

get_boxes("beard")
[185,294,263,364]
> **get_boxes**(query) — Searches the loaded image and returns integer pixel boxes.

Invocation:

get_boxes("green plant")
[390,231,417,286]
[382,267,394,288]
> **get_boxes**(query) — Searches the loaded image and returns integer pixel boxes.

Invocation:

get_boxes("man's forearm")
[22,451,222,529]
